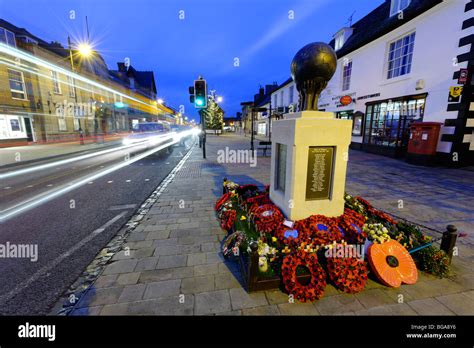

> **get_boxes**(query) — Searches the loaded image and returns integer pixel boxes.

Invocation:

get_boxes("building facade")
[242,0,473,167]
[0,18,176,147]
[317,0,473,166]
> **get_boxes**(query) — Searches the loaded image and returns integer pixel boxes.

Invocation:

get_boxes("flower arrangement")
[282,250,327,302]
[250,204,285,234]
[327,254,369,293]
[364,223,391,244]
[219,209,236,231]
[215,181,452,301]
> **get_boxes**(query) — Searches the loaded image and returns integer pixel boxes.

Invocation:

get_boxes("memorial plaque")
[305,146,334,200]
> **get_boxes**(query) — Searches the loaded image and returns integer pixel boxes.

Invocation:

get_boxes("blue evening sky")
[0,0,382,122]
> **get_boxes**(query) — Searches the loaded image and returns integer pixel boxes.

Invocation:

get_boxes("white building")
[316,0,473,166]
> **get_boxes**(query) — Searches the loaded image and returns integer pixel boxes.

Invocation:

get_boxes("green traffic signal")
[195,98,204,106]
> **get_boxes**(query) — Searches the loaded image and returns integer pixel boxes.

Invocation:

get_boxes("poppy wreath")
[215,192,232,212]
[338,208,367,244]
[251,204,285,234]
[294,215,343,246]
[327,255,369,293]
[282,250,327,302]
[219,209,237,231]
[274,224,305,246]
[355,196,397,226]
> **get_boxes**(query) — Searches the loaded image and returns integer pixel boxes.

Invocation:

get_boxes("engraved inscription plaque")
[305,146,334,200]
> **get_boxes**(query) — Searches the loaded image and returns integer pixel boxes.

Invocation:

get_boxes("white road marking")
[26,185,34,188]
[47,184,53,187]
[125,180,131,183]
[0,211,127,305]
[87,181,94,184]
[4,187,11,190]
[107,181,113,184]
[145,179,150,182]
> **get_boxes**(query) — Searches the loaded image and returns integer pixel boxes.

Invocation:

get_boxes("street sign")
[448,86,463,103]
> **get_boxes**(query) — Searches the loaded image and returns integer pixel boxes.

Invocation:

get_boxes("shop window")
[51,70,61,94]
[10,118,22,131]
[363,95,425,149]
[387,32,415,79]
[352,113,363,136]
[8,69,27,100]
[0,27,17,47]
[342,60,352,91]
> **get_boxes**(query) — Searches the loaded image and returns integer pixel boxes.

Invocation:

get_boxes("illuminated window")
[387,32,415,79]
[51,70,61,94]
[8,69,27,100]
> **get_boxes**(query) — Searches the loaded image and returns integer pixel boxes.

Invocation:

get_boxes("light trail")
[0,130,198,222]
[0,43,163,111]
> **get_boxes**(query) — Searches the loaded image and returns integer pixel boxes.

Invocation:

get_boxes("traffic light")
[194,79,207,108]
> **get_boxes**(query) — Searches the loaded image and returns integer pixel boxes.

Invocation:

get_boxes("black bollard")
[440,225,458,263]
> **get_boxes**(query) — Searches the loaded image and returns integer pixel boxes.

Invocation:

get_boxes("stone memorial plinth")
[269,42,352,220]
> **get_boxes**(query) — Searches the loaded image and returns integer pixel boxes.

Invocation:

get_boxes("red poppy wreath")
[327,255,368,294]
[282,250,327,302]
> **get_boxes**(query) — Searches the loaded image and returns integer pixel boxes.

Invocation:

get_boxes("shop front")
[0,114,29,147]
[361,93,427,158]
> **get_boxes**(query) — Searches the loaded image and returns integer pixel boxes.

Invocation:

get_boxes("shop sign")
[339,95,353,106]
[458,69,469,85]
[448,86,463,103]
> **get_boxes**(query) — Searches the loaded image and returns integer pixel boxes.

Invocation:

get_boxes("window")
[10,118,21,131]
[335,34,344,51]
[363,95,426,148]
[8,69,27,100]
[0,27,16,47]
[387,32,415,79]
[280,91,284,107]
[273,94,277,108]
[342,60,352,91]
[289,85,294,104]
[390,0,411,17]
[51,70,61,94]
[68,76,75,98]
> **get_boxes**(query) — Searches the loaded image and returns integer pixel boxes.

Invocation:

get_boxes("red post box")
[406,122,442,165]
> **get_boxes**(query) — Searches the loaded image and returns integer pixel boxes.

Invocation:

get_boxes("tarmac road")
[0,135,195,315]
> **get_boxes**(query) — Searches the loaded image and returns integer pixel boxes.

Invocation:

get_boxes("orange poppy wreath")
[327,256,368,294]
[368,240,418,287]
[282,250,327,302]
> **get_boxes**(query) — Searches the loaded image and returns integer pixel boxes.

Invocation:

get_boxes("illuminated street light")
[216,96,223,103]
[77,43,93,57]
[157,98,164,104]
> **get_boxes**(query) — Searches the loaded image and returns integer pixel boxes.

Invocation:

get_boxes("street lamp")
[77,43,93,58]
[216,96,223,103]
[157,98,164,105]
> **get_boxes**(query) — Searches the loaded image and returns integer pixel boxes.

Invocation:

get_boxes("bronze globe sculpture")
[290,42,337,111]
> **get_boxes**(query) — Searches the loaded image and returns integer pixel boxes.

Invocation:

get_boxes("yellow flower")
[272,236,277,243]
[240,216,246,221]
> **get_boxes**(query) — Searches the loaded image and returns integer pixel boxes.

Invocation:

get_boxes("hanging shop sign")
[458,69,469,85]
[339,95,353,106]
[448,86,463,103]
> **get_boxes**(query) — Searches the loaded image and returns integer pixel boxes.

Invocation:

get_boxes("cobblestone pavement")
[63,133,474,316]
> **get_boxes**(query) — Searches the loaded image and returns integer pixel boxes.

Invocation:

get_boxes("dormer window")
[390,0,411,17]
[333,27,353,51]
[0,27,17,47]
